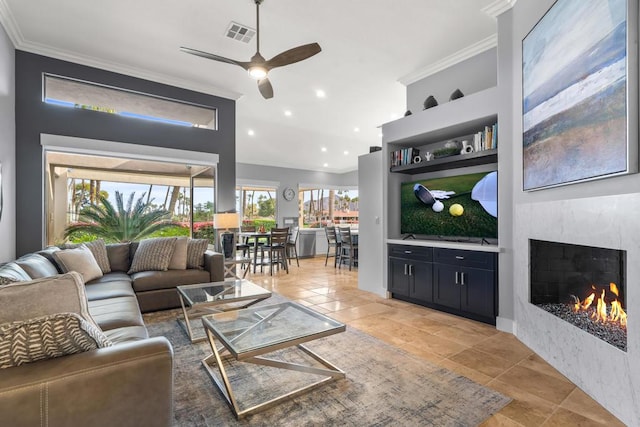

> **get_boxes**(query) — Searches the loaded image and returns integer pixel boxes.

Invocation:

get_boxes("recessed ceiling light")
[353,127,360,132]
[343,150,349,155]
[247,129,255,136]
[284,110,292,117]
[323,163,329,167]
[321,147,327,152]
[316,89,326,98]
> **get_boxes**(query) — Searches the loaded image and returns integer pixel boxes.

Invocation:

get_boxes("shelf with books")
[390,148,497,174]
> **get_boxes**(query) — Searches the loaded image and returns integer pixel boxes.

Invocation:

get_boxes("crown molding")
[0,0,242,100]
[398,34,497,86]
[0,0,23,47]
[481,0,518,19]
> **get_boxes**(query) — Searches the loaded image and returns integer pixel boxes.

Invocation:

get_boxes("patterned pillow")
[52,245,104,283]
[0,312,112,369]
[169,237,188,270]
[0,276,18,287]
[128,237,177,274]
[187,239,209,269]
[83,239,111,274]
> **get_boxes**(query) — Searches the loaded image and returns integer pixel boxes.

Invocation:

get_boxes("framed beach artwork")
[522,0,637,191]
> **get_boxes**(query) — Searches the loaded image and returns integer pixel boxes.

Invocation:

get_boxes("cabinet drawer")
[433,248,495,269]
[388,245,433,261]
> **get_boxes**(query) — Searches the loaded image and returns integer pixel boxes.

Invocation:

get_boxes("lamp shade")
[214,213,239,229]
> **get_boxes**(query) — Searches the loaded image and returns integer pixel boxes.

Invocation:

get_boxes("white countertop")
[387,238,501,253]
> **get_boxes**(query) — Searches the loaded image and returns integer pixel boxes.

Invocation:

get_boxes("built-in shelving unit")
[381,86,500,323]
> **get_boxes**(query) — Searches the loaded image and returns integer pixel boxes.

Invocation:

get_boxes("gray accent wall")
[406,48,497,115]
[15,51,236,255]
[0,26,15,262]
[236,162,358,226]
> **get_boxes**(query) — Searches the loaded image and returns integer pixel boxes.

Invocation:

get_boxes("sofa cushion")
[0,312,112,369]
[88,296,145,331]
[168,237,188,270]
[85,280,136,301]
[53,246,104,283]
[84,239,111,274]
[130,269,211,293]
[186,239,209,269]
[107,242,131,272]
[86,272,132,285]
[0,272,99,329]
[36,246,64,273]
[0,262,32,282]
[102,325,149,344]
[15,253,60,279]
[128,238,176,274]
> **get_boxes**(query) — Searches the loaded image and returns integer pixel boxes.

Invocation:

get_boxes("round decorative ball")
[432,200,444,213]
[449,203,464,216]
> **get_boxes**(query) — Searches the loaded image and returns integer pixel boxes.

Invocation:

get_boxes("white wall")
[236,162,358,227]
[0,25,14,262]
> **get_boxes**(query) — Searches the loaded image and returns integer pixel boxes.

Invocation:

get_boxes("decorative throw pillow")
[0,312,112,369]
[52,245,104,283]
[0,276,18,287]
[0,262,32,282]
[186,239,209,269]
[83,239,111,274]
[128,237,177,274]
[169,236,188,270]
[0,272,98,328]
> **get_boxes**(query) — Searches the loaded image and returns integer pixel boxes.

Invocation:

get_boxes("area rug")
[144,297,510,426]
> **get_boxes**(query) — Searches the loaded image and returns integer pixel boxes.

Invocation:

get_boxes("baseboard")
[495,316,516,334]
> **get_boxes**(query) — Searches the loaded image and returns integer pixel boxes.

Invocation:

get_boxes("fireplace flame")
[572,283,626,327]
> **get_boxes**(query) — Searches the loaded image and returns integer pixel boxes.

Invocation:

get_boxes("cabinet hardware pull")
[409,265,413,276]
[455,271,459,284]
[404,264,408,275]
[404,250,412,254]
[461,272,466,285]
[455,256,465,260]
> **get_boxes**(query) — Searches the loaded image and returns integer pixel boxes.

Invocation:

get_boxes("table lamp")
[214,212,239,259]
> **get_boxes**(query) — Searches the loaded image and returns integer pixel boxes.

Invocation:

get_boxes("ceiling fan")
[180,0,322,99]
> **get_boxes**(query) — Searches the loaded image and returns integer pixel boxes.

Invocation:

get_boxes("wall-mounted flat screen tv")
[400,171,498,242]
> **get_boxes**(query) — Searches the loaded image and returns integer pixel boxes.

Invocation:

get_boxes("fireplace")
[529,239,627,351]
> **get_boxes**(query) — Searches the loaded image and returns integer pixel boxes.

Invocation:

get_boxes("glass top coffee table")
[201,301,346,419]
[176,280,271,343]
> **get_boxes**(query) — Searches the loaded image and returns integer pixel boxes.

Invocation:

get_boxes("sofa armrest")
[0,337,173,427]
[204,250,225,282]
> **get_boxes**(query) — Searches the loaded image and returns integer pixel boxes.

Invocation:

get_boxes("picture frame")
[522,0,637,191]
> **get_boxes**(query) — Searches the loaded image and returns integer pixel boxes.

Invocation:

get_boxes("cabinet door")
[388,257,409,296]
[433,264,461,309]
[460,268,495,318]
[409,261,433,302]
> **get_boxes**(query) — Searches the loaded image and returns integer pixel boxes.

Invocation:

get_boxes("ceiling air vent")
[225,22,255,44]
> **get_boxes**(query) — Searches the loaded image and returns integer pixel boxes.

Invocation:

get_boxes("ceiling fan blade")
[180,47,249,70]
[258,78,274,99]
[265,43,322,69]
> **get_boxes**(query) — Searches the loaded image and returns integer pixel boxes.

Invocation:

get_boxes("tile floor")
[240,256,625,426]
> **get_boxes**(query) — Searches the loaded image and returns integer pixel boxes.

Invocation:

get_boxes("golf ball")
[449,203,464,216]
[432,200,444,212]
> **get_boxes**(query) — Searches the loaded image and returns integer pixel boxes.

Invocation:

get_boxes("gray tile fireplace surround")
[515,194,639,426]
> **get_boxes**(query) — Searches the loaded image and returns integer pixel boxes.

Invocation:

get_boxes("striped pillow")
[128,237,177,274]
[0,312,112,369]
[187,239,209,269]
[84,239,111,274]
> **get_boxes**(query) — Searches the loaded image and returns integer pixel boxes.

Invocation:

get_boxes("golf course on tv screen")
[400,171,498,240]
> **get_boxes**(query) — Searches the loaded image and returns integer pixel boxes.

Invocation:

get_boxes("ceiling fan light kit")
[180,0,321,99]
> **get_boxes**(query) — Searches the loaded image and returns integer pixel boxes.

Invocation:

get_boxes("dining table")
[237,231,272,273]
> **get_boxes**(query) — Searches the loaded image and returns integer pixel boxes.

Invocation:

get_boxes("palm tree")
[64,191,181,243]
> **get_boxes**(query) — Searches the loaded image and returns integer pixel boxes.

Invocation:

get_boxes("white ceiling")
[1,0,501,173]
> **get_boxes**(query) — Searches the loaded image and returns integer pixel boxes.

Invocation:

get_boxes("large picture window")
[236,185,277,231]
[299,188,358,228]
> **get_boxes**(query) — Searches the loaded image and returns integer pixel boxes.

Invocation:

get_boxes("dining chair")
[325,226,340,268]
[237,225,255,259]
[338,227,358,271]
[286,226,300,267]
[263,227,289,275]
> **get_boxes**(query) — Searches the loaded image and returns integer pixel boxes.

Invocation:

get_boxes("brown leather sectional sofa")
[0,241,225,427]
